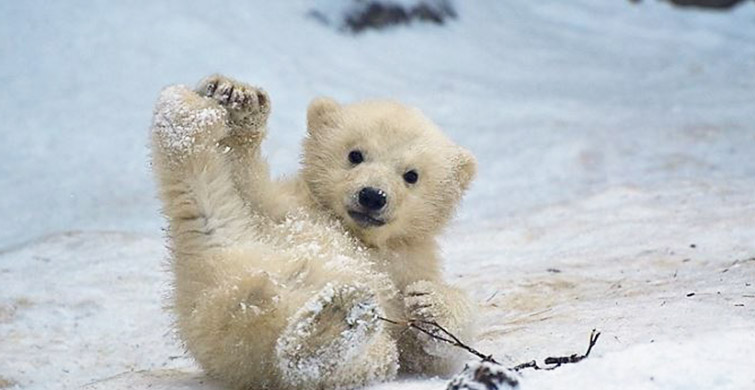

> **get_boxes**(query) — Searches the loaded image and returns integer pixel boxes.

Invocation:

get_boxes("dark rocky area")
[310,0,457,33]
[632,0,750,9]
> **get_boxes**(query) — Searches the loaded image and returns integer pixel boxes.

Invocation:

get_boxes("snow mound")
[82,369,222,390]
[0,232,192,389]
[523,330,755,390]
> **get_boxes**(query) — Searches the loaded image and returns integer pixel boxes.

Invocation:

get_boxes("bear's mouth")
[347,210,386,228]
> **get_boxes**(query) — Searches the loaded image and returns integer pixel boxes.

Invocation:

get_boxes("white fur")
[150,75,477,389]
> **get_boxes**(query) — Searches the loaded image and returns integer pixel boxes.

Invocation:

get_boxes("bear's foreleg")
[151,84,254,251]
[194,75,293,220]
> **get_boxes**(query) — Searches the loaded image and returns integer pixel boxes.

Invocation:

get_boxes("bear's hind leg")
[181,267,286,389]
[276,283,399,389]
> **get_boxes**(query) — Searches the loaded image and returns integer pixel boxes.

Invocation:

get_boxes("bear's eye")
[348,150,364,165]
[403,170,419,184]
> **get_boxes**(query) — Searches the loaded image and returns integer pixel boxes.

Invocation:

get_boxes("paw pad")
[275,283,382,387]
[196,74,270,120]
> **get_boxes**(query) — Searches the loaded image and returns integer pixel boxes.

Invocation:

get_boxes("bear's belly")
[247,210,396,299]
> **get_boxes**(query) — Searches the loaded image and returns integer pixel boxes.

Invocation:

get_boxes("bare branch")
[515,329,602,371]
[377,316,601,372]
[378,316,498,363]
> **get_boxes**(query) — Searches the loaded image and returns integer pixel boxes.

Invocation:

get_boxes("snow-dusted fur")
[150,75,477,389]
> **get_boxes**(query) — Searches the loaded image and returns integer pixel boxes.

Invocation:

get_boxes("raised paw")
[402,280,472,362]
[404,280,444,323]
[275,283,386,388]
[151,84,228,156]
[196,74,270,130]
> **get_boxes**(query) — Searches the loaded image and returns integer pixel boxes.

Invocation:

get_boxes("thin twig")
[537,329,601,370]
[510,329,601,371]
[377,316,499,363]
[416,319,500,364]
[510,360,539,371]
[377,316,601,372]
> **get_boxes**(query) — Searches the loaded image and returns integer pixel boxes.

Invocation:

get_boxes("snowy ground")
[1,1,754,389]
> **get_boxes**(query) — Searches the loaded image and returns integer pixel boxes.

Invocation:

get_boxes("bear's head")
[302,98,476,248]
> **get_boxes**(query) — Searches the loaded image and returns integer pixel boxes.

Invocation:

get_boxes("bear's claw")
[196,74,270,128]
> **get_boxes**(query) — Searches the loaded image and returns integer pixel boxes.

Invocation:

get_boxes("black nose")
[358,187,387,211]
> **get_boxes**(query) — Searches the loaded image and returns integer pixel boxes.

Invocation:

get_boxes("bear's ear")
[454,147,478,193]
[307,97,341,136]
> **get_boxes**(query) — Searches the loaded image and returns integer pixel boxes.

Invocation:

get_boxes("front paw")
[196,74,270,130]
[403,281,473,358]
[404,280,447,324]
[151,85,228,155]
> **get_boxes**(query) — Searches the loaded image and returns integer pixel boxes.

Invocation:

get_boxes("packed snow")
[1,1,754,389]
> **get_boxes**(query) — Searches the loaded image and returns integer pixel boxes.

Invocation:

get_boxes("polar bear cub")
[150,75,477,390]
